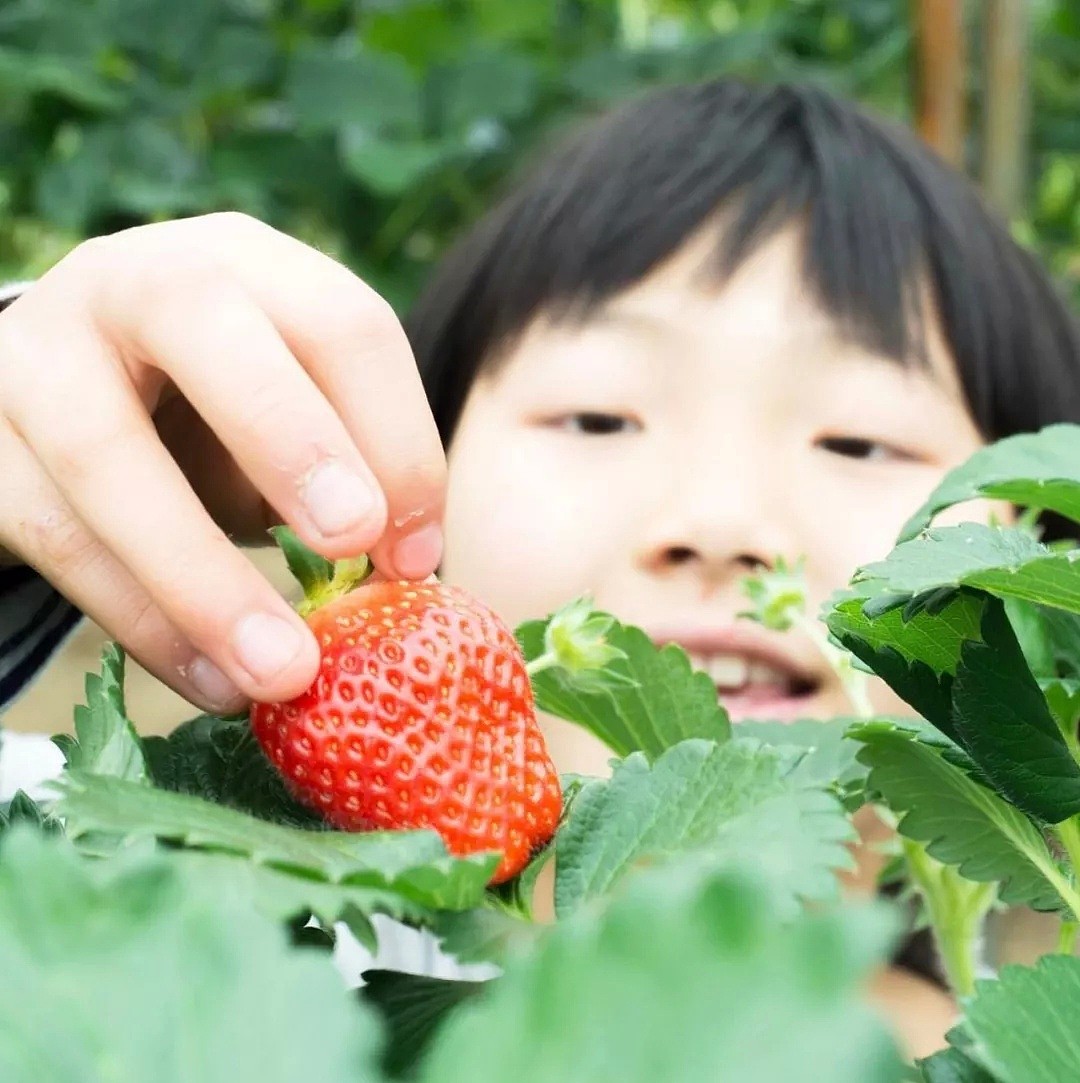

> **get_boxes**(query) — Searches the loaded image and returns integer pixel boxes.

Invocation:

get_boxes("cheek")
[796,455,1002,613]
[796,465,963,600]
[439,431,625,628]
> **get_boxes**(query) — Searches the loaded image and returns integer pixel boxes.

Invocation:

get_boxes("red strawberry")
[251,574,562,884]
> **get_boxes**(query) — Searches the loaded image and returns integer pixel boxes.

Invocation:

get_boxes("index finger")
[152,214,448,580]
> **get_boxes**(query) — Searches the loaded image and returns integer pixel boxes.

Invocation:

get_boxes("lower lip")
[716,684,816,722]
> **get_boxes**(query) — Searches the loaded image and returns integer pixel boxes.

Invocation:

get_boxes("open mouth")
[683,651,819,721]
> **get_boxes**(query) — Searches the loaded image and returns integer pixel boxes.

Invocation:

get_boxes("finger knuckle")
[238,378,301,439]
[120,590,167,646]
[62,234,114,276]
[200,210,262,236]
[47,417,144,489]
[323,285,404,355]
[138,245,227,310]
[23,503,100,577]
[396,457,448,508]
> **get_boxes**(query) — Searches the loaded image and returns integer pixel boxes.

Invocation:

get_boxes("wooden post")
[911,0,967,167]
[981,0,1030,219]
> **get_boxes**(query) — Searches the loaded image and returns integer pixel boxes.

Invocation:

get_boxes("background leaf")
[421,866,904,1083]
[0,829,385,1083]
[360,970,486,1080]
[918,1047,1000,1083]
[286,41,420,133]
[0,790,61,837]
[0,0,1075,309]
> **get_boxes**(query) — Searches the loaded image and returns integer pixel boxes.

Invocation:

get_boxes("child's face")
[439,225,992,775]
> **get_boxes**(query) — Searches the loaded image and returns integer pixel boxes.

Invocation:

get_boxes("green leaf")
[854,726,1074,912]
[0,791,61,837]
[734,718,867,792]
[142,713,326,829]
[949,602,1080,821]
[287,41,420,133]
[340,130,451,196]
[827,589,985,679]
[421,867,904,1083]
[565,50,647,104]
[0,45,125,110]
[52,772,496,910]
[517,614,730,759]
[554,738,852,919]
[193,25,276,93]
[854,524,1080,616]
[963,955,1080,1082]
[1044,679,1080,749]
[163,850,432,952]
[1039,605,1080,678]
[55,643,147,783]
[0,829,383,1083]
[269,525,333,598]
[360,970,486,1080]
[830,592,1080,823]
[900,424,1080,540]
[918,1048,999,1083]
[430,906,541,967]
[1004,597,1058,678]
[439,49,538,128]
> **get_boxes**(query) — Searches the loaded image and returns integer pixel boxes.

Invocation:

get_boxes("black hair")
[407,78,1080,448]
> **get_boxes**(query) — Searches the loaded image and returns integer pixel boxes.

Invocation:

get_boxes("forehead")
[548,221,966,400]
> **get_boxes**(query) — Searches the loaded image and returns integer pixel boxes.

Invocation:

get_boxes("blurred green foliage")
[0,0,1075,311]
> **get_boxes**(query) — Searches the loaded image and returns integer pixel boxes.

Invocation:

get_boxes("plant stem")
[1049,815,1080,932]
[524,654,556,677]
[1056,815,1080,880]
[901,837,996,999]
[1057,918,1078,955]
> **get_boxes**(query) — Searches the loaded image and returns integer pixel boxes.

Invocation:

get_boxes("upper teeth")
[685,652,788,691]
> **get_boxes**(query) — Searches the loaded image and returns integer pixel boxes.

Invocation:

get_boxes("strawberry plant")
[12,424,1080,1080]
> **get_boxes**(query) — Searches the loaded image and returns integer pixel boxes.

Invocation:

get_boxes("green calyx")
[739,556,807,632]
[270,526,372,618]
[526,596,629,690]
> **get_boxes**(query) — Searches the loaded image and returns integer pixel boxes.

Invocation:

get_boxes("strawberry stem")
[524,655,557,676]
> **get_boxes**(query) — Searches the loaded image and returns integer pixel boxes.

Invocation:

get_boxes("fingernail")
[302,461,377,538]
[393,522,443,580]
[232,613,305,685]
[188,655,243,710]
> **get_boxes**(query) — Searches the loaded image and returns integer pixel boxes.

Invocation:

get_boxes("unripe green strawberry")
[251,569,562,884]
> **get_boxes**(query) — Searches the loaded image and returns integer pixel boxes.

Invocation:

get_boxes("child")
[1,79,1078,1055]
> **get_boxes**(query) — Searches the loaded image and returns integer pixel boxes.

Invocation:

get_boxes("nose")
[634,461,793,595]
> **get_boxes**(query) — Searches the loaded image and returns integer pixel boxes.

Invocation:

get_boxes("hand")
[0,213,446,713]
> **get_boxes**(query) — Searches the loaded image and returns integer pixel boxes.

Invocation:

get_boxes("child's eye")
[550,412,641,435]
[816,435,911,462]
